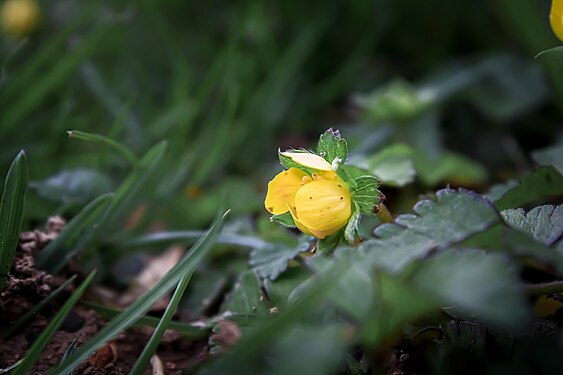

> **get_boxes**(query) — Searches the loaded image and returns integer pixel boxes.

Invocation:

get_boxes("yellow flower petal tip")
[280,151,333,171]
[551,0,563,41]
[264,167,308,215]
[1,0,40,38]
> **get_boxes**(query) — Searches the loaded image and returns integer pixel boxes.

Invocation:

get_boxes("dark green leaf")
[35,193,113,273]
[358,188,500,273]
[532,143,563,175]
[501,205,562,246]
[317,128,348,164]
[0,150,28,290]
[493,166,563,211]
[316,229,343,256]
[29,168,112,204]
[344,204,361,244]
[411,249,529,328]
[366,143,416,187]
[220,270,269,316]
[414,151,487,186]
[271,212,296,228]
[353,175,381,214]
[250,239,310,280]
[14,269,96,375]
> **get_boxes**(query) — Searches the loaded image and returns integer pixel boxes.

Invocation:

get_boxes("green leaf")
[414,151,487,186]
[356,79,431,123]
[532,143,563,175]
[277,149,316,175]
[2,275,77,339]
[14,269,97,375]
[536,46,563,110]
[362,272,436,347]
[316,229,343,256]
[268,324,351,375]
[501,205,562,246]
[352,175,381,214]
[263,267,311,308]
[220,270,269,316]
[462,225,563,276]
[493,166,563,211]
[49,210,229,375]
[201,261,345,375]
[316,128,348,164]
[29,168,113,205]
[344,204,361,244]
[358,188,500,273]
[35,193,113,274]
[411,249,529,328]
[67,130,138,166]
[0,150,28,290]
[129,268,195,375]
[271,212,296,228]
[366,144,416,187]
[250,239,310,280]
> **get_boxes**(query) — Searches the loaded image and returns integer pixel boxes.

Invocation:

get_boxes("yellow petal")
[264,167,308,215]
[294,179,351,235]
[551,0,563,41]
[280,151,332,171]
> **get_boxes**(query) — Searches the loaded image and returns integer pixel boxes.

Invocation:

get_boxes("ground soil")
[0,217,210,375]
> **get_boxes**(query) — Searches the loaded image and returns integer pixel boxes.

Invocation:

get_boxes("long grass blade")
[35,193,113,273]
[2,275,77,339]
[129,271,194,375]
[60,338,78,375]
[0,150,28,290]
[101,141,167,231]
[12,269,97,375]
[81,301,209,338]
[121,230,266,250]
[67,130,138,167]
[48,210,230,374]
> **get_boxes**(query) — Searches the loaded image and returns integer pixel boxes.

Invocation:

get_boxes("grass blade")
[12,269,97,375]
[60,338,78,375]
[101,141,167,231]
[2,275,77,339]
[49,209,230,375]
[129,272,194,375]
[35,193,113,273]
[0,150,28,290]
[121,230,266,250]
[81,301,209,338]
[67,130,138,167]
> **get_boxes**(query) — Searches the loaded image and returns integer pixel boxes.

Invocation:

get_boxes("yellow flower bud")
[551,0,563,41]
[265,163,352,239]
[1,0,40,38]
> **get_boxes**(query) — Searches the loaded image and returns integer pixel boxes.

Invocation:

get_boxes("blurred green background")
[1,0,561,230]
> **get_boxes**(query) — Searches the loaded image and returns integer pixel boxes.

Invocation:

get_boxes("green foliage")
[365,144,416,187]
[352,175,382,214]
[250,239,310,280]
[317,128,348,164]
[0,150,27,290]
[501,205,562,246]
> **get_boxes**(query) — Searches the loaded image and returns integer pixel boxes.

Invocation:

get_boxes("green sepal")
[352,175,382,215]
[336,164,369,190]
[278,149,317,175]
[344,203,361,245]
[317,128,348,164]
[271,211,296,228]
[316,229,344,256]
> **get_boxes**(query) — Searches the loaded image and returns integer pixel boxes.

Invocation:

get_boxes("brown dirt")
[0,217,211,374]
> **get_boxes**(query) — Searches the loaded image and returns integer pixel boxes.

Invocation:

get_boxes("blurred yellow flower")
[551,0,563,41]
[265,163,352,239]
[1,0,40,38]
